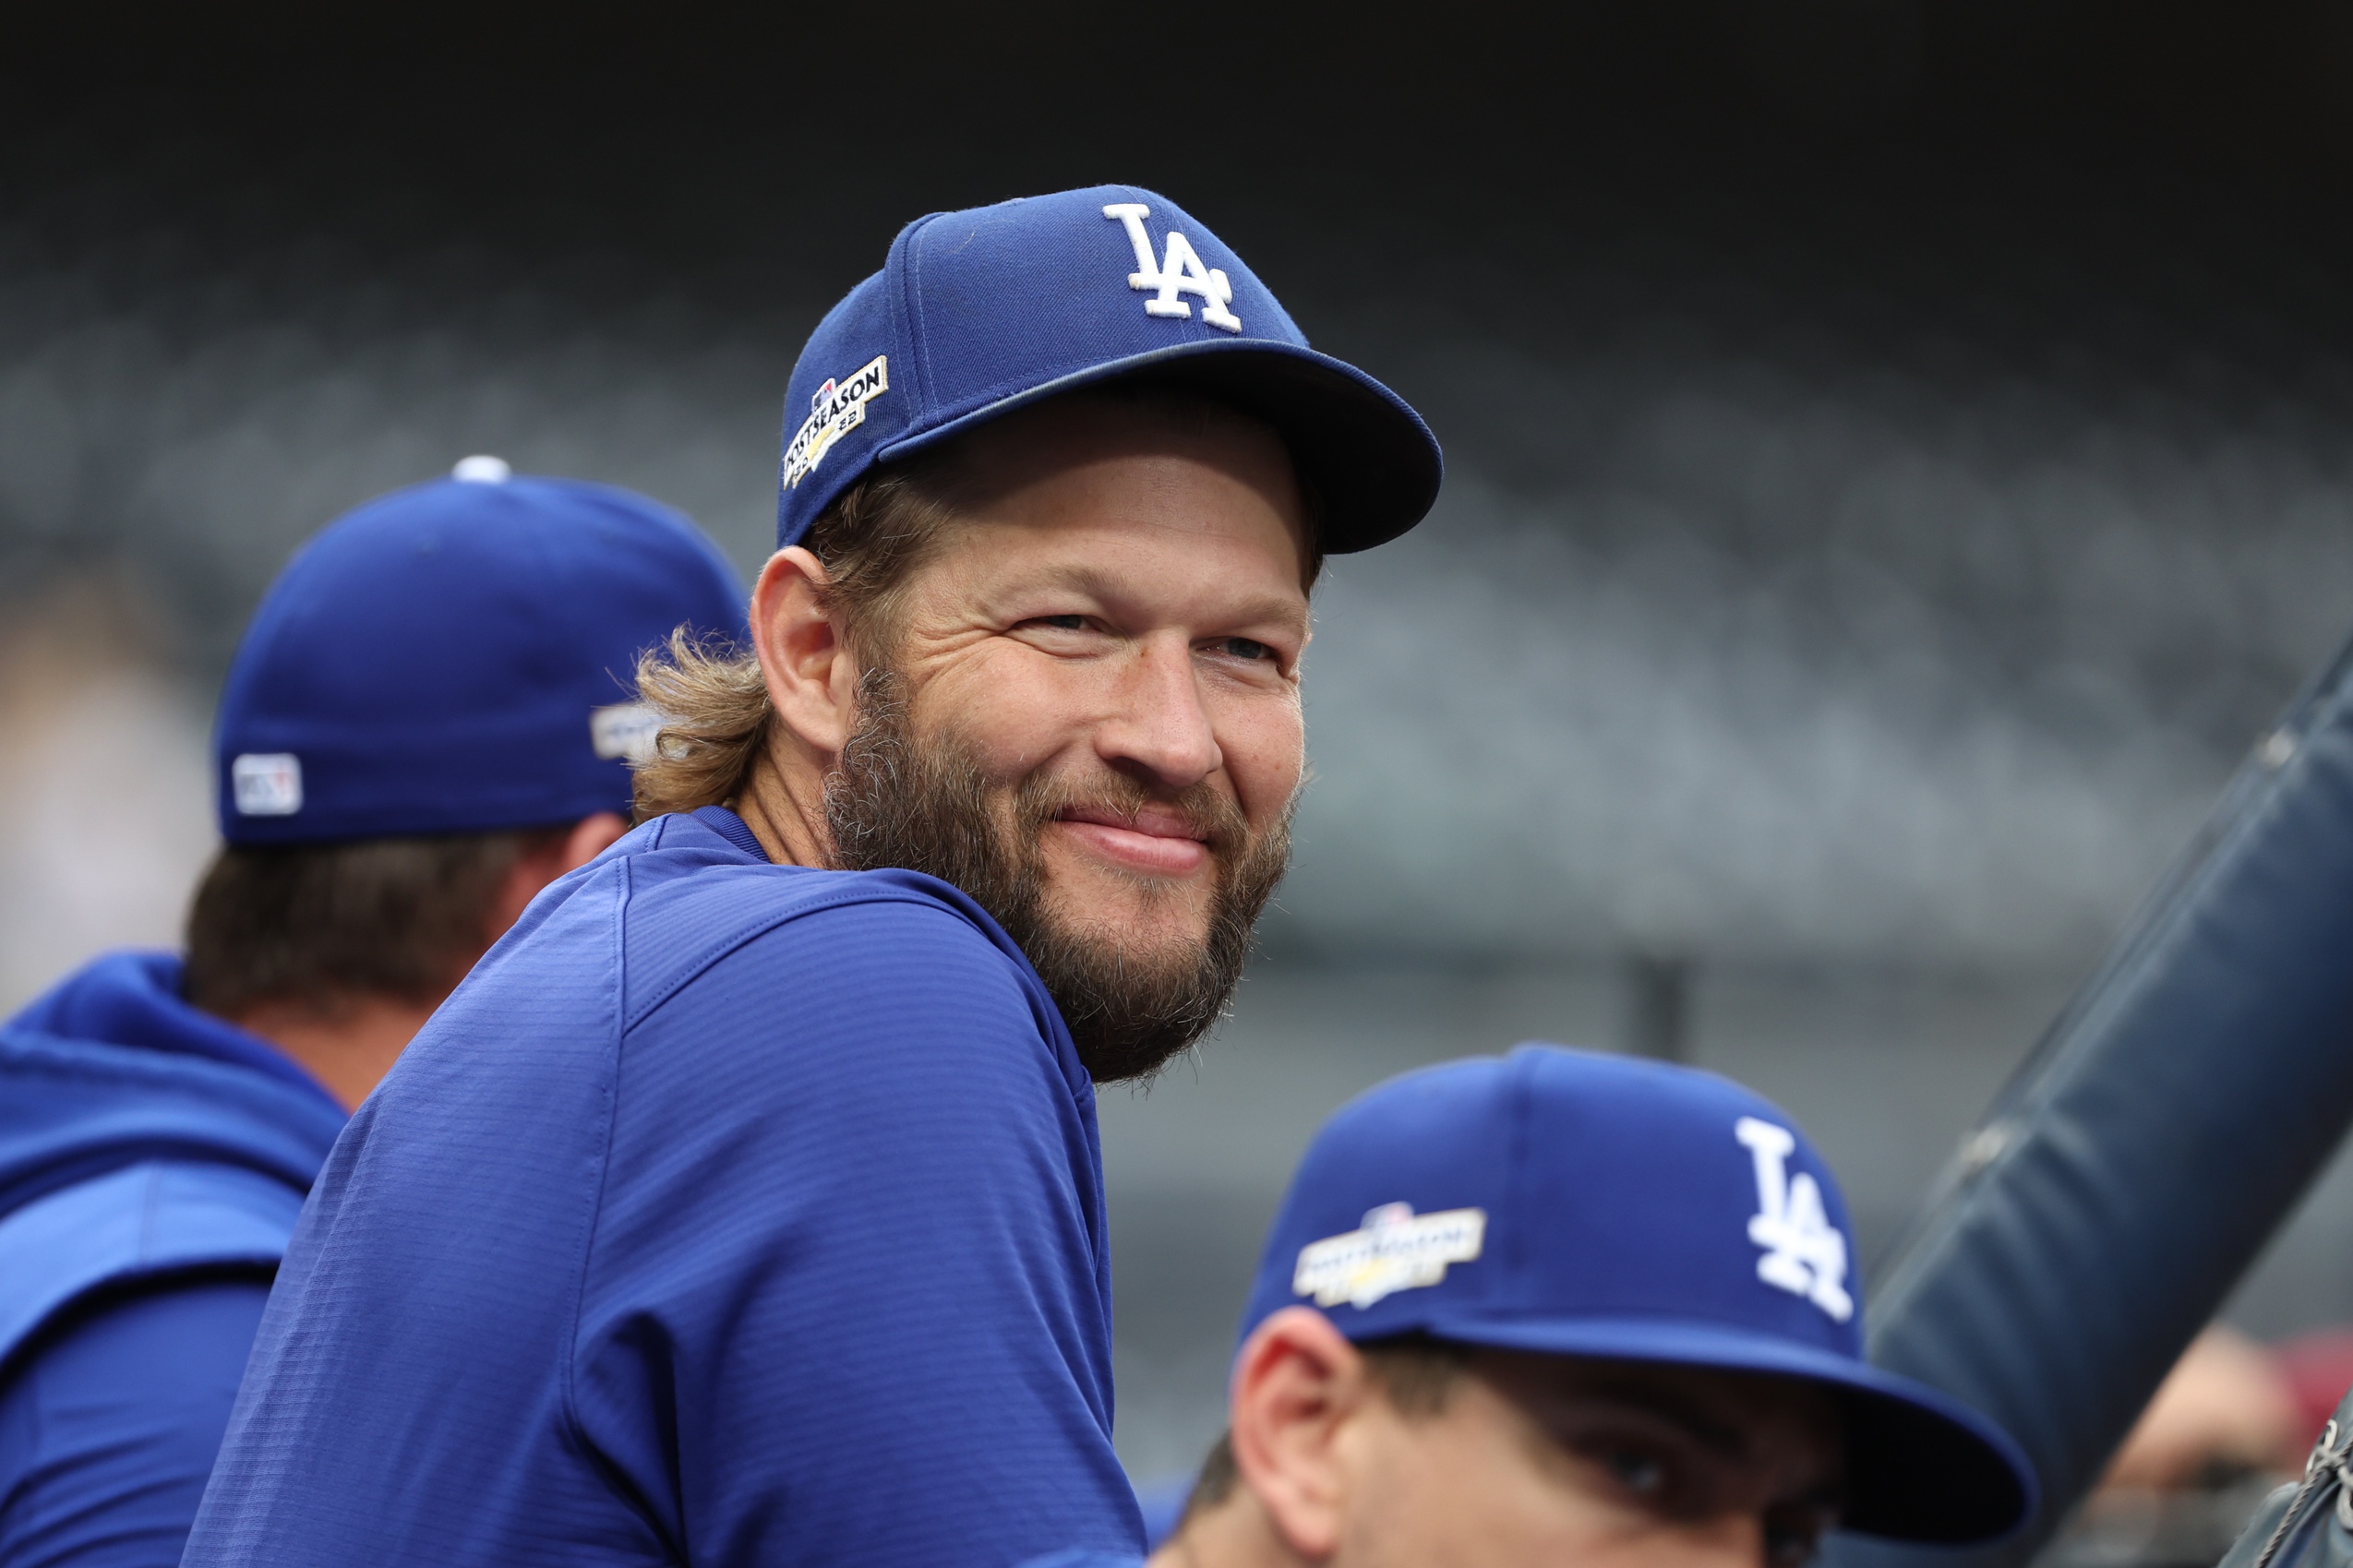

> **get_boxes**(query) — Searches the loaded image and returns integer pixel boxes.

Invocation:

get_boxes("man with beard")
[178,186,1442,1568]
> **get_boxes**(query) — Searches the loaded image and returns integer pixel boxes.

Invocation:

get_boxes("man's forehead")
[902,452,1316,622]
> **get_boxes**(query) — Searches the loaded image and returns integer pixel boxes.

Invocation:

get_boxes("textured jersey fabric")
[0,952,345,1568]
[183,807,1141,1568]
[0,1281,272,1568]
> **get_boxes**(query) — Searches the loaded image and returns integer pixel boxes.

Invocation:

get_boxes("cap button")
[451,455,512,484]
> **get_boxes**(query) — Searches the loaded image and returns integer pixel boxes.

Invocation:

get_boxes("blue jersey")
[182,807,1142,1568]
[0,951,346,1567]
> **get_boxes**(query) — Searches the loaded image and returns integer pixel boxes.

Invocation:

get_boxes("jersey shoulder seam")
[619,879,997,1035]
[559,848,655,1535]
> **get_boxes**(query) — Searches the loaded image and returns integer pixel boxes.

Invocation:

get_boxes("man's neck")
[232,995,441,1113]
[732,745,835,869]
[1149,1495,1306,1568]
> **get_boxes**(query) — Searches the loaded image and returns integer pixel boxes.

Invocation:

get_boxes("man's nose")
[1093,633,1221,791]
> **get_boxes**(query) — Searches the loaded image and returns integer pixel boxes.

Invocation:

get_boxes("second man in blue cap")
[1043,1048,2033,1568]
[1163,1048,2032,1568]
[0,462,744,1568]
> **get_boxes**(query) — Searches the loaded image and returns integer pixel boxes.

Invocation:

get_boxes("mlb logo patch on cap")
[590,702,664,765]
[231,753,303,817]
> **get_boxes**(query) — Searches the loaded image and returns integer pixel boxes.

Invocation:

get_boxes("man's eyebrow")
[1012,563,1310,633]
[1575,1383,1750,1457]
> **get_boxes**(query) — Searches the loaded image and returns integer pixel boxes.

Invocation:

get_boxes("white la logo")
[1101,203,1243,334]
[1734,1117,1854,1323]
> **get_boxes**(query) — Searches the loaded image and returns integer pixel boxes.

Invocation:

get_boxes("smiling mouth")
[1050,807,1213,876]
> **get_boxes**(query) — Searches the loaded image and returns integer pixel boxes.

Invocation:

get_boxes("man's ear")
[1228,1307,1371,1561]
[750,545,859,758]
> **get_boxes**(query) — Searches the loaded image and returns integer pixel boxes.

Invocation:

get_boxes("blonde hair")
[629,466,963,821]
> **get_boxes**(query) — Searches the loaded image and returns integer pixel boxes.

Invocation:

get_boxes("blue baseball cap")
[214,461,748,845]
[774,185,1442,554]
[1239,1046,2035,1544]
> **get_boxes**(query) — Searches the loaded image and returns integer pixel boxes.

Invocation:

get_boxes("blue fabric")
[0,952,345,1568]
[216,473,747,844]
[6,952,332,1108]
[1236,1047,2033,1544]
[182,807,1142,1568]
[1824,626,2353,1568]
[0,1162,302,1364]
[0,952,342,1249]
[1015,1556,1143,1568]
[774,185,1440,555]
[0,1281,271,1568]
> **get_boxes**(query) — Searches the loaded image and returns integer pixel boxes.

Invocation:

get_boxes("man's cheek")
[1222,713,1307,820]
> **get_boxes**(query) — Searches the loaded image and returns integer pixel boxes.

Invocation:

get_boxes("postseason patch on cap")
[1293,1203,1486,1311]
[230,753,304,817]
[782,355,889,491]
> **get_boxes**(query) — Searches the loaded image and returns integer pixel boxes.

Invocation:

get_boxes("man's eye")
[1029,616,1089,631]
[1218,637,1274,662]
[1603,1447,1667,1495]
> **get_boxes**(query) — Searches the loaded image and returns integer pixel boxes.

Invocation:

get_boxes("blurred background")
[10,0,2353,1537]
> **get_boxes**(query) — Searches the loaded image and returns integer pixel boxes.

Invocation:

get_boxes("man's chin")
[1035,874,1219,964]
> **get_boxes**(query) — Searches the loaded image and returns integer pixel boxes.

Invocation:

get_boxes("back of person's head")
[183,461,746,1025]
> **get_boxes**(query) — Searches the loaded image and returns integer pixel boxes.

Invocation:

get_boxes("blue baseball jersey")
[181,806,1141,1568]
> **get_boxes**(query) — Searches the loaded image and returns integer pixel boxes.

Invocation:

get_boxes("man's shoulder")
[415,809,1060,1091]
[606,812,1038,1030]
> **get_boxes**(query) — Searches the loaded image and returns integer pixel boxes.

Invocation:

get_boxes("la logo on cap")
[1736,1118,1854,1322]
[231,753,303,817]
[1103,204,1243,333]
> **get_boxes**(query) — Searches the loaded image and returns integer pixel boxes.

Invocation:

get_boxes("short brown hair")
[1178,1334,1471,1524]
[628,383,1327,825]
[183,829,561,1019]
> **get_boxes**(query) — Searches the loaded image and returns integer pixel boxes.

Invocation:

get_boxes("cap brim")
[1406,1313,2038,1545]
[877,339,1443,555]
